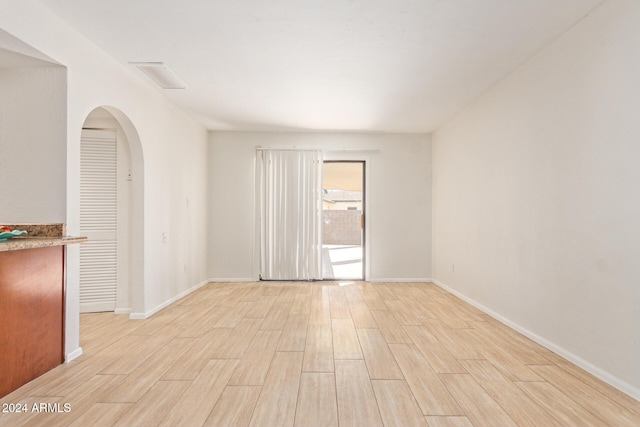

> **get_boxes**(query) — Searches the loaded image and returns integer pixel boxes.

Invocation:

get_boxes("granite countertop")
[0,223,87,252]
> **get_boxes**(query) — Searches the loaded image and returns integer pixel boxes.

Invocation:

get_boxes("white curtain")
[259,149,323,280]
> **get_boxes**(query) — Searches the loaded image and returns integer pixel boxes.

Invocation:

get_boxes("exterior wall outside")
[323,210,361,246]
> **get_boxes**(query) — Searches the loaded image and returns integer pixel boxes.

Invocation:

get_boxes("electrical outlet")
[452,264,455,273]
[162,232,167,244]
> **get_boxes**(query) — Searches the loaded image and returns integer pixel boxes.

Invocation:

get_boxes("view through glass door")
[322,161,365,280]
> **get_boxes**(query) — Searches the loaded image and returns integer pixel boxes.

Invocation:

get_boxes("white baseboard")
[80,301,115,313]
[432,279,640,402]
[207,278,435,284]
[65,347,83,363]
[114,308,132,315]
[129,279,212,320]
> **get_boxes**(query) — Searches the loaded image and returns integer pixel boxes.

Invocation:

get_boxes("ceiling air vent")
[130,62,187,89]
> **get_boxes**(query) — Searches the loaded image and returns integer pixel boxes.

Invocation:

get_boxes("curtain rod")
[256,147,380,153]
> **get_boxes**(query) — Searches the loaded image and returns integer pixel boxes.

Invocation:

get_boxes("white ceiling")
[36,0,604,132]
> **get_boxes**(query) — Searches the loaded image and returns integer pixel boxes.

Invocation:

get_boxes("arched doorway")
[79,106,144,316]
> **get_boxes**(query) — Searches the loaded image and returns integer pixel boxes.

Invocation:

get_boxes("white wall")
[0,0,209,359]
[432,0,640,398]
[208,132,432,282]
[0,65,66,223]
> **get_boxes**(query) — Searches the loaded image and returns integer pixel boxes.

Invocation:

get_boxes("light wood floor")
[1,281,639,426]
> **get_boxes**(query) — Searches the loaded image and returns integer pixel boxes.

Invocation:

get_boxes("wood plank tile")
[553,359,640,416]
[169,303,217,326]
[229,330,281,385]
[349,302,378,328]
[332,318,363,360]
[293,283,312,295]
[303,324,334,372]
[460,360,561,427]
[294,373,338,427]
[469,320,554,365]
[310,285,324,301]
[68,403,134,427]
[335,360,383,427]
[3,282,637,427]
[209,318,263,358]
[277,314,309,352]
[370,309,400,328]
[370,309,413,343]
[433,296,486,322]
[113,380,191,426]
[249,352,303,427]
[472,338,544,382]
[309,299,331,325]
[98,337,197,403]
[403,326,466,374]
[344,285,365,305]
[261,302,293,330]
[0,396,63,426]
[385,300,423,325]
[170,305,214,327]
[177,306,234,338]
[329,294,351,319]
[95,333,156,361]
[238,284,263,302]
[372,283,398,301]
[476,315,551,354]
[529,364,640,426]
[422,303,469,329]
[356,329,403,379]
[290,293,312,314]
[397,295,438,323]
[214,301,254,327]
[245,296,277,318]
[28,374,127,427]
[439,374,518,427]
[161,329,233,380]
[260,284,284,297]
[99,335,176,375]
[364,296,389,311]
[425,416,474,427]
[516,381,607,426]
[423,322,484,360]
[204,386,262,427]
[388,344,463,416]
[380,326,414,344]
[372,380,427,427]
[26,354,119,397]
[160,359,239,426]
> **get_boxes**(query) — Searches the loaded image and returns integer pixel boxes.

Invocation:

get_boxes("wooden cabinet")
[0,246,65,398]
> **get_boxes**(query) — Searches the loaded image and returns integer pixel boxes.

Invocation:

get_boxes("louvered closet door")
[80,129,117,312]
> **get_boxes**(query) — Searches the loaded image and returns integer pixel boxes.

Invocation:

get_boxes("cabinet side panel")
[0,246,64,397]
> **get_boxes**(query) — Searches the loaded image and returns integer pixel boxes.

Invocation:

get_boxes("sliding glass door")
[321,161,365,280]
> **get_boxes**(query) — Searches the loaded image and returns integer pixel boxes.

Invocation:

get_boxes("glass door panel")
[322,161,365,280]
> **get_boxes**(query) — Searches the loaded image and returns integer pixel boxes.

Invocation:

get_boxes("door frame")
[252,151,372,282]
[322,154,371,281]
[80,107,135,314]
